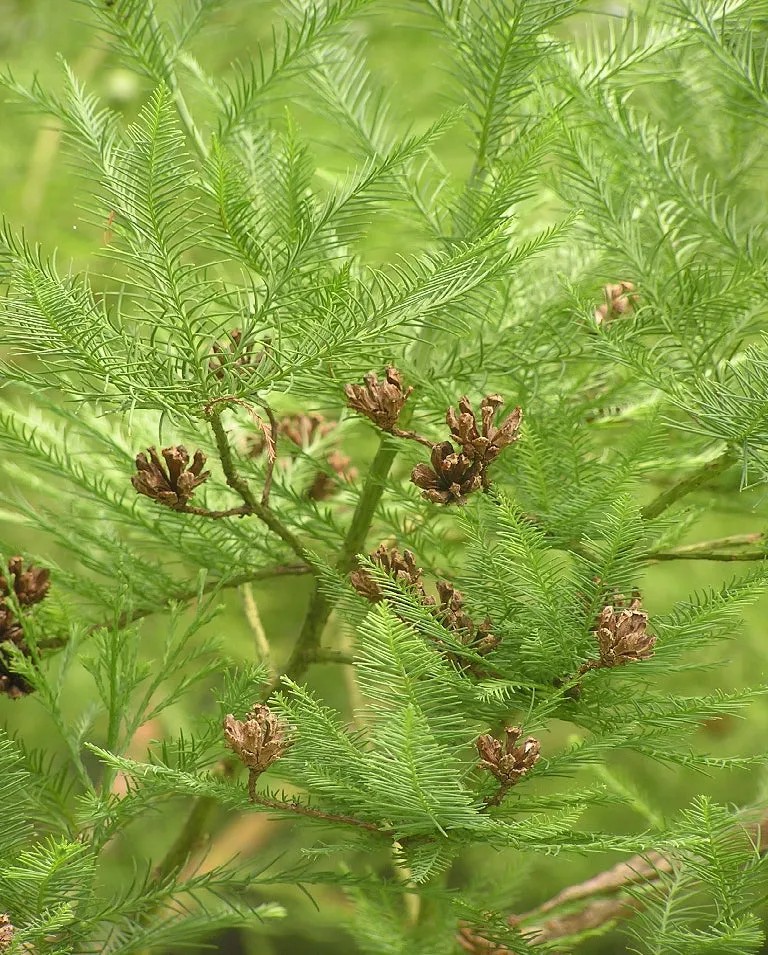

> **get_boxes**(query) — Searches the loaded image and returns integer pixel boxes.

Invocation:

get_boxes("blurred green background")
[2,1,768,952]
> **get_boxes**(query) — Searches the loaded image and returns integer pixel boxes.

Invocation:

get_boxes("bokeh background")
[1,0,768,952]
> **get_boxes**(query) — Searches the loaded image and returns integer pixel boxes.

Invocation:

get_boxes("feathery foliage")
[2,0,768,952]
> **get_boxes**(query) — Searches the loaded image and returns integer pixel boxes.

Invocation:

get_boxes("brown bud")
[131,446,210,509]
[594,281,637,326]
[350,545,425,603]
[223,704,290,776]
[593,598,656,668]
[446,395,522,469]
[0,915,14,949]
[410,442,482,505]
[477,726,541,795]
[344,366,413,431]
[209,329,268,380]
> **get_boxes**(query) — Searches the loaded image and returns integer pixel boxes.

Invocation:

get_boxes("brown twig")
[206,407,306,563]
[459,809,768,949]
[261,404,279,506]
[180,503,252,519]
[248,772,392,835]
[391,426,434,447]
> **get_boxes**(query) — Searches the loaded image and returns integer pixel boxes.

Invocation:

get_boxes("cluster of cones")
[344,367,523,505]
[349,543,539,804]
[0,557,50,698]
[350,544,501,672]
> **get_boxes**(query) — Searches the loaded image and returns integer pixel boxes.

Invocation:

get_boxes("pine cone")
[345,367,413,431]
[132,446,210,509]
[446,395,522,469]
[223,704,291,775]
[0,914,14,949]
[281,414,336,448]
[350,545,425,603]
[209,329,268,380]
[426,581,500,668]
[594,281,637,326]
[0,556,50,607]
[0,556,50,699]
[476,727,541,788]
[594,598,656,667]
[410,441,482,505]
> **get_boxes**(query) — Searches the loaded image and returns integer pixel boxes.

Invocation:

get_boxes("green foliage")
[2,0,768,953]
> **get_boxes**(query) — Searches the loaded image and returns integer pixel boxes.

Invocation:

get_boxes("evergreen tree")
[2,0,768,951]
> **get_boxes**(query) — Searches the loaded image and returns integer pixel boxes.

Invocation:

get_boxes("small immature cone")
[131,446,210,509]
[0,915,14,949]
[477,727,540,803]
[209,329,267,380]
[345,366,413,431]
[446,395,522,469]
[411,442,482,505]
[427,581,500,662]
[349,545,425,603]
[223,704,291,800]
[593,598,656,668]
[594,281,637,327]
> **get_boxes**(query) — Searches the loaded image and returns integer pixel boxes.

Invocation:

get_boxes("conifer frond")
[79,0,176,86]
[217,0,378,142]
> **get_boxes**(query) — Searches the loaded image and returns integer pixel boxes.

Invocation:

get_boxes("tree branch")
[266,435,400,694]
[648,549,768,562]
[152,796,218,883]
[207,408,308,563]
[641,449,735,521]
[38,563,310,651]
[248,776,392,835]
[647,531,767,561]
[458,808,768,949]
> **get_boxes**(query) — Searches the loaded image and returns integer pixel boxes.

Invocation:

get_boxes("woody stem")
[391,426,434,447]
[267,435,400,694]
[641,449,734,520]
[207,409,307,563]
[248,770,391,834]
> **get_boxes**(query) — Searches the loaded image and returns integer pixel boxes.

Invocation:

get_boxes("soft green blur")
[1,2,768,953]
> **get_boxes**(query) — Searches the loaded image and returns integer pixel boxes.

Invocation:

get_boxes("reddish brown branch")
[458,810,768,950]
[248,770,392,835]
[391,426,434,447]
